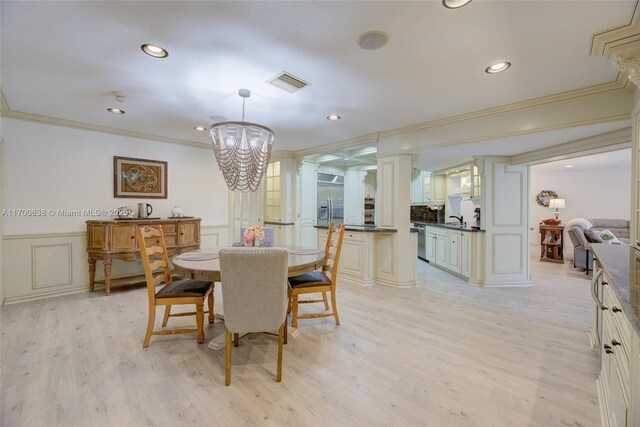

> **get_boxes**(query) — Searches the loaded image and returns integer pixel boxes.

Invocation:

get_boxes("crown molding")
[591,0,640,57]
[293,81,628,159]
[509,127,632,165]
[0,90,210,150]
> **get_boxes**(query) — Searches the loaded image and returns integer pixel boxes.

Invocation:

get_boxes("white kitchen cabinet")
[425,227,448,266]
[424,226,483,283]
[447,231,461,274]
[594,264,635,427]
[411,168,424,204]
[460,232,471,277]
[272,223,293,246]
[317,228,375,286]
[297,160,318,248]
[344,170,367,225]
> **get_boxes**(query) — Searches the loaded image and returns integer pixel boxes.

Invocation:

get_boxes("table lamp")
[548,198,565,220]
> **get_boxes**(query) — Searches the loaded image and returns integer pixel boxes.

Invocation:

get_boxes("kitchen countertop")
[591,244,640,337]
[412,221,485,232]
[314,225,398,233]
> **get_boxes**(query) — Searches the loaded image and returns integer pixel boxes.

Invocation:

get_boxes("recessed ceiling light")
[357,31,389,50]
[327,115,341,121]
[442,0,473,9]
[107,107,125,114]
[194,126,207,132]
[565,165,574,169]
[485,62,511,74]
[141,43,168,58]
[455,169,460,172]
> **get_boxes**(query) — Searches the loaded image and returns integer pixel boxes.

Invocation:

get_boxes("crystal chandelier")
[210,89,275,192]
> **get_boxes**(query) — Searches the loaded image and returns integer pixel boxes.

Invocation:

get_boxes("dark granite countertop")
[314,225,398,233]
[264,221,295,226]
[591,244,640,337]
[412,221,485,233]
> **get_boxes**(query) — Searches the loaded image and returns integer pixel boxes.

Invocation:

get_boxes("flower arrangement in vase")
[244,226,264,246]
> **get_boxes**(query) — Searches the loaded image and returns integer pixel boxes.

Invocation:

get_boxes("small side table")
[539,223,564,263]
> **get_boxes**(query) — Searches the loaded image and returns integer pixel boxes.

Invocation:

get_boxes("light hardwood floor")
[1,253,600,427]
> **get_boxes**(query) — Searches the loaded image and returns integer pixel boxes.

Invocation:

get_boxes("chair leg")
[207,291,215,324]
[330,290,340,326]
[322,292,329,310]
[291,294,299,328]
[283,313,288,345]
[162,305,171,327]
[287,289,292,314]
[195,303,205,344]
[277,323,284,382]
[234,333,239,347]
[225,329,232,386]
[143,304,156,348]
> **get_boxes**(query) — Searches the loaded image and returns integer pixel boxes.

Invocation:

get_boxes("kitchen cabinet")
[423,225,483,283]
[411,168,425,204]
[425,228,447,265]
[412,169,444,204]
[448,231,461,274]
[591,258,638,427]
[471,163,482,201]
[344,169,367,225]
[317,228,375,286]
[270,223,293,246]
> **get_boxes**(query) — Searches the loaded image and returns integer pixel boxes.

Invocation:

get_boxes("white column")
[376,154,416,287]
[481,156,531,286]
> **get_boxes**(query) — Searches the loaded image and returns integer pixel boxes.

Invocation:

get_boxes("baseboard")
[4,285,89,305]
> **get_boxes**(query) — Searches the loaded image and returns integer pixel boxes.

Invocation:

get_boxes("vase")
[171,206,183,218]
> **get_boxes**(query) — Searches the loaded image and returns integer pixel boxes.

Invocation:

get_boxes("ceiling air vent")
[267,72,310,93]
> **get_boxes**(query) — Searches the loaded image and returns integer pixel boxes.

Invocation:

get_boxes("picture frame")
[114,156,168,199]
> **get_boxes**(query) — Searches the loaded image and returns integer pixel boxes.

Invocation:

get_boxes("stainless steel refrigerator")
[317,172,344,226]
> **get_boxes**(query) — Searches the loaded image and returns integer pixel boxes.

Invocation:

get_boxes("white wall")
[1,118,230,303]
[2,118,228,233]
[530,160,631,258]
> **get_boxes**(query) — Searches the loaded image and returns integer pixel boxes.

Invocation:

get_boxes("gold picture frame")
[114,156,168,199]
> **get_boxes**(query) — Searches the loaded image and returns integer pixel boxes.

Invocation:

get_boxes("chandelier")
[210,89,275,192]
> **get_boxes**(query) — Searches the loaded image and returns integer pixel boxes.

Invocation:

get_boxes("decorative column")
[375,154,416,287]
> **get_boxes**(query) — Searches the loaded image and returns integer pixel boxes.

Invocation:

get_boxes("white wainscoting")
[1,224,229,305]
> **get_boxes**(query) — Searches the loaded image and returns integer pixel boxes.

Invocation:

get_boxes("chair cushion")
[156,279,212,299]
[288,271,331,289]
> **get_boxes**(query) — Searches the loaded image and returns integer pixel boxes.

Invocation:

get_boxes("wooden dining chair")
[218,247,289,386]
[136,226,215,348]
[288,223,345,328]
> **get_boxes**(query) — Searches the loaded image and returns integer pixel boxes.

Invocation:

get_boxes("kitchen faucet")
[449,215,464,225]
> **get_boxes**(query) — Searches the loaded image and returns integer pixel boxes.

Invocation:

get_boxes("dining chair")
[288,222,346,328]
[136,226,214,348]
[218,247,288,385]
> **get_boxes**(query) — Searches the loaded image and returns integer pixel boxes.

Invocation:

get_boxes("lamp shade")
[548,198,565,209]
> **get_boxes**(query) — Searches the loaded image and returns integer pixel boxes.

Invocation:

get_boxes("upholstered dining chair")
[218,247,288,386]
[136,226,214,348]
[288,222,345,328]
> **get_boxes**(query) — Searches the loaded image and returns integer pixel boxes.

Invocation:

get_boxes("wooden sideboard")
[86,218,201,295]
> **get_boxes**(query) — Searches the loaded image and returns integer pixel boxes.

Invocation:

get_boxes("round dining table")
[172,245,325,350]
[172,245,325,282]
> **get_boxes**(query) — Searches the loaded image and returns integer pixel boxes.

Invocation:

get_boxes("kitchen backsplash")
[410,205,443,223]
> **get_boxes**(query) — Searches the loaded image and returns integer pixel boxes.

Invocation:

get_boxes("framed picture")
[114,156,167,199]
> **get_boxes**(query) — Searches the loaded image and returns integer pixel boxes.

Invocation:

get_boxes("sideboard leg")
[103,258,112,296]
[88,258,96,292]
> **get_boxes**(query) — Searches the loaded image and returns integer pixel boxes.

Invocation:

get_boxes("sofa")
[566,218,630,273]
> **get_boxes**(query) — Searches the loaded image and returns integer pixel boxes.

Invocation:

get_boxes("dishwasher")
[415,224,427,261]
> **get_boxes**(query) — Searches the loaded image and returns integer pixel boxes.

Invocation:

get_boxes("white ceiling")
[531,146,632,174]
[1,1,636,156]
